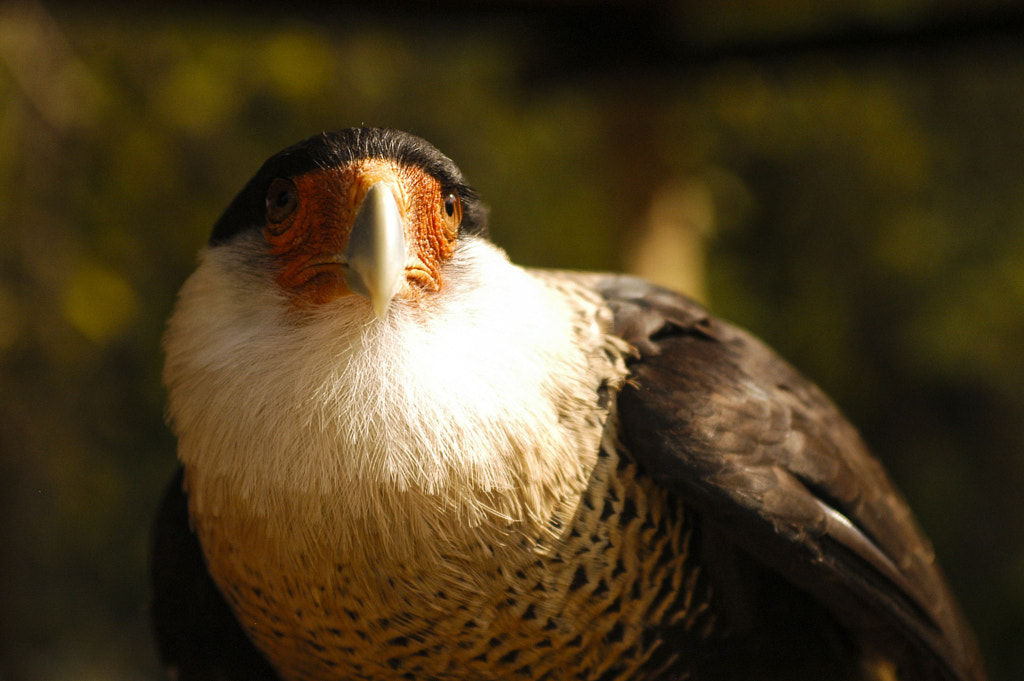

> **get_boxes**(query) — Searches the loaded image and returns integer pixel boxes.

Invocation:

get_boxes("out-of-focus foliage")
[1,2,1022,680]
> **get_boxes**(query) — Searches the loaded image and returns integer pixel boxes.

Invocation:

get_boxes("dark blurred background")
[2,1,1023,679]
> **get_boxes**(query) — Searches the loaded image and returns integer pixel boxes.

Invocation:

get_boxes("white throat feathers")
[163,235,628,560]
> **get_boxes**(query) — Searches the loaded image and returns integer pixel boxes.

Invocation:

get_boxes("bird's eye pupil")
[266,178,298,225]
[440,193,462,239]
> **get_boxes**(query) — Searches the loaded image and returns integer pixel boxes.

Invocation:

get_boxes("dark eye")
[442,192,462,237]
[266,178,298,226]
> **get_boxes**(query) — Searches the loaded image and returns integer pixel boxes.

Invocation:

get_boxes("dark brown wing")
[151,468,282,681]
[593,274,985,681]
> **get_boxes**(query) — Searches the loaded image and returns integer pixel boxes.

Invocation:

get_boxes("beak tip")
[372,298,392,319]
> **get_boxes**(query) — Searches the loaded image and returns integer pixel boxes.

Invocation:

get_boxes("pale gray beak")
[344,182,407,318]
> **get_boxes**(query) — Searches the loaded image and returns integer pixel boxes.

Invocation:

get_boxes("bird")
[152,127,986,681]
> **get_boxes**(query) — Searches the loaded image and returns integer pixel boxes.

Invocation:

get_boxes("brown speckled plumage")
[203,444,712,681]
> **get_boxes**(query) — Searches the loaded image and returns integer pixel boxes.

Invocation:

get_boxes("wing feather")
[593,274,984,681]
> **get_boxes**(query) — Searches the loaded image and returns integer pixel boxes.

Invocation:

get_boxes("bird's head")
[209,127,487,316]
[165,127,626,550]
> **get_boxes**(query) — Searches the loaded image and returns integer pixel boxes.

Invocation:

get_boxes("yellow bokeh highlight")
[153,58,237,135]
[61,260,139,344]
[263,31,335,100]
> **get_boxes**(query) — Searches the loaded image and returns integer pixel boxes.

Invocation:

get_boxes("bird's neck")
[163,236,629,563]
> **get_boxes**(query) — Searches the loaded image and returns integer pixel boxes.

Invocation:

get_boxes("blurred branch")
[0,1,104,137]
[53,2,1024,79]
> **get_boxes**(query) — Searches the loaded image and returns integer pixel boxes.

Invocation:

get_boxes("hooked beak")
[344,182,407,318]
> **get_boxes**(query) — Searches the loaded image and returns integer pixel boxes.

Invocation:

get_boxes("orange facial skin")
[263,159,460,307]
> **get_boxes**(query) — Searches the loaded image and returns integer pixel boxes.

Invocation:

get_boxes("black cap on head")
[209,128,487,246]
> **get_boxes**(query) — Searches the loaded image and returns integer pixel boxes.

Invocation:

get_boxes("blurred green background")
[2,1,1023,679]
